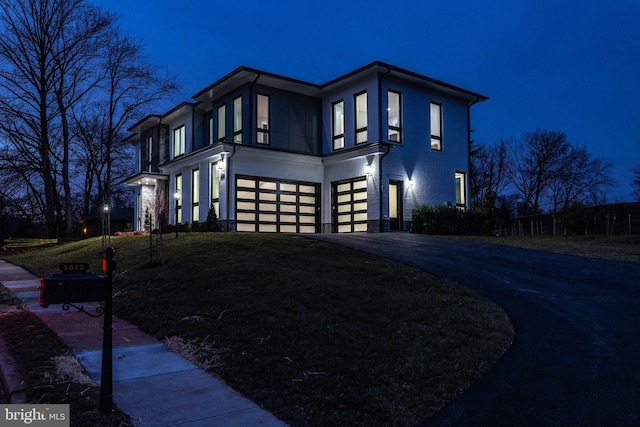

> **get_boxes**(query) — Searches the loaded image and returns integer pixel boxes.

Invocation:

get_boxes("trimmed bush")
[411,205,489,235]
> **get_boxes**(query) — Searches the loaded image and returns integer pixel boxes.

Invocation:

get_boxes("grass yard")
[457,234,640,264]
[3,233,514,426]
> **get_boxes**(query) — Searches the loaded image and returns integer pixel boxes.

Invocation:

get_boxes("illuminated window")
[173,125,185,158]
[455,172,466,208]
[217,105,226,141]
[355,92,367,144]
[233,96,242,143]
[257,94,269,144]
[333,100,344,150]
[176,174,182,223]
[388,90,401,143]
[192,169,199,222]
[210,163,220,221]
[431,102,443,150]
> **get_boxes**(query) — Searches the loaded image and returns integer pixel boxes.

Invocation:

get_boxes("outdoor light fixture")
[217,153,226,179]
[408,179,414,188]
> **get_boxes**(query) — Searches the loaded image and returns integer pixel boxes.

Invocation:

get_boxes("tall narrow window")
[209,116,213,145]
[430,102,443,150]
[192,169,200,222]
[211,163,220,223]
[455,172,466,209]
[147,136,153,171]
[233,96,242,144]
[257,94,269,144]
[173,125,185,158]
[355,92,367,144]
[332,100,344,150]
[175,174,183,223]
[388,90,401,143]
[217,105,226,141]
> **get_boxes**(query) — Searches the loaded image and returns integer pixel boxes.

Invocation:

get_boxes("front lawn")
[4,233,513,426]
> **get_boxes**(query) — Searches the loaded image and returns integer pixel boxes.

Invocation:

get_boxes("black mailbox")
[39,263,106,308]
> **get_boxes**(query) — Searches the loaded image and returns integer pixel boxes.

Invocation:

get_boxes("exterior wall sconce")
[217,153,226,179]
[365,154,375,177]
[408,179,414,188]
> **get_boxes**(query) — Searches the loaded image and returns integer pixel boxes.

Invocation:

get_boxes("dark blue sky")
[94,0,639,201]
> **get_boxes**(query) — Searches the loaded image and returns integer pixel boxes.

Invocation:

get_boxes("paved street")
[310,233,640,426]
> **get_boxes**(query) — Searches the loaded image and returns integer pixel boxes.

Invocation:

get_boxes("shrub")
[411,205,489,235]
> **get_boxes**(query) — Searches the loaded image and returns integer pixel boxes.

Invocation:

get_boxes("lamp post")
[174,191,181,238]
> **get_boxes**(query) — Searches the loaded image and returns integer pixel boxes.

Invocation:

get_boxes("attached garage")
[332,177,368,233]
[235,175,320,233]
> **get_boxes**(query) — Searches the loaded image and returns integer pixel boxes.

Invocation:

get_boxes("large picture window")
[332,100,344,150]
[217,105,226,141]
[257,94,269,144]
[388,90,401,143]
[355,92,367,144]
[430,102,443,151]
[233,96,242,144]
[173,125,185,158]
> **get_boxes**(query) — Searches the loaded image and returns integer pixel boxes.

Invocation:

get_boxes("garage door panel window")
[235,176,319,233]
[332,177,368,233]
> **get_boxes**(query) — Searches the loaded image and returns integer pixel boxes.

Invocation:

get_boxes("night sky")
[93,0,639,201]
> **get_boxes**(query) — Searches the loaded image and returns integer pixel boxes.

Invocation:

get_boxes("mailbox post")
[99,247,115,413]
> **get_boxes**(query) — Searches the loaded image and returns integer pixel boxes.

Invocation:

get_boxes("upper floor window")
[332,100,344,150]
[455,171,466,209]
[388,90,401,143]
[217,105,226,141]
[192,168,200,221]
[173,125,185,158]
[209,116,213,145]
[430,102,443,151]
[355,92,367,144]
[146,135,153,171]
[233,96,242,144]
[257,94,269,144]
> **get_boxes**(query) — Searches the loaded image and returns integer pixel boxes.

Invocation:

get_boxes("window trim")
[233,96,242,144]
[388,89,402,143]
[332,99,345,150]
[256,93,270,145]
[173,125,185,158]
[430,101,443,151]
[210,162,221,221]
[354,91,367,144]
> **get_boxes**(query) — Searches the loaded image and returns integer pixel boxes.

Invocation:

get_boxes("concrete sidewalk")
[0,259,287,426]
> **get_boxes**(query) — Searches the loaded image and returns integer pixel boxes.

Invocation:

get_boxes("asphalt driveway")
[309,233,640,426]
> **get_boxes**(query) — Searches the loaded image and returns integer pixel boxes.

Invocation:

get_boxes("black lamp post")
[174,191,181,238]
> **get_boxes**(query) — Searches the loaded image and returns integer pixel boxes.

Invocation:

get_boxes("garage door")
[235,176,319,233]
[332,177,368,233]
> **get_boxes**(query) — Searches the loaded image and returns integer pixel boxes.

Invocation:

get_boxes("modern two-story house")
[124,61,487,233]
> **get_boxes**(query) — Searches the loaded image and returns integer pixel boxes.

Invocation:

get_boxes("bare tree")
[0,0,177,237]
[632,166,640,201]
[471,139,510,209]
[507,129,571,215]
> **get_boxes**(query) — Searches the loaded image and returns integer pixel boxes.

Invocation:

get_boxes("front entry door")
[389,181,403,231]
